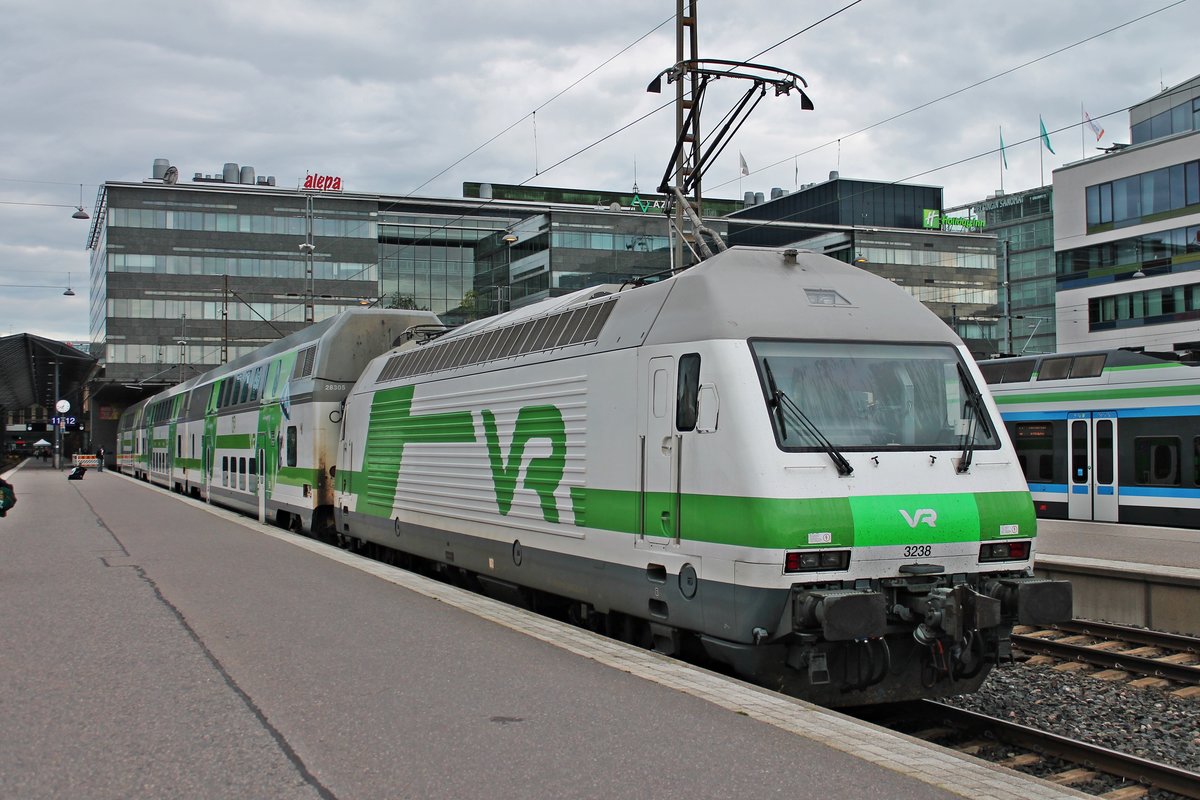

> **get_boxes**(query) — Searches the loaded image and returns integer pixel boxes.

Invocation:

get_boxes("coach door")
[1067,411,1118,522]
[639,356,680,544]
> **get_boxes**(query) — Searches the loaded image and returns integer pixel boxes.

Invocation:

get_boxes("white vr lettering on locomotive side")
[900,508,938,528]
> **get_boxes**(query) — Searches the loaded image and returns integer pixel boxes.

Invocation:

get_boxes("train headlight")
[979,540,1031,562]
[785,550,850,573]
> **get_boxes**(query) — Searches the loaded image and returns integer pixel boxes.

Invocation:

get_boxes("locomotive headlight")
[979,540,1031,562]
[785,550,850,573]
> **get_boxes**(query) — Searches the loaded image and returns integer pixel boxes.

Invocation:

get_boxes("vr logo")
[900,508,938,528]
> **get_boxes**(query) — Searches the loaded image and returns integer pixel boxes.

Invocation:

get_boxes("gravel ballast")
[942,658,1200,794]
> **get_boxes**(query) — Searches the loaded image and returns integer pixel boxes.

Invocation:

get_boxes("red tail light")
[785,550,850,573]
[979,540,1031,562]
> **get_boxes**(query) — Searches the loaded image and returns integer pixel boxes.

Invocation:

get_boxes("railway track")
[873,700,1200,800]
[1013,620,1200,691]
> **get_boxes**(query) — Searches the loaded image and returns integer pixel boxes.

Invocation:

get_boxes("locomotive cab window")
[751,340,1000,451]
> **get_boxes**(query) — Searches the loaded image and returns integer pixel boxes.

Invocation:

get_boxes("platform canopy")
[0,334,96,413]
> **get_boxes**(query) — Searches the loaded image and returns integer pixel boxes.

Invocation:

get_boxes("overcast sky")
[1,0,1195,342]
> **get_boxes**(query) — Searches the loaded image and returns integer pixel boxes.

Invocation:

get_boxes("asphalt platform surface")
[0,459,1089,800]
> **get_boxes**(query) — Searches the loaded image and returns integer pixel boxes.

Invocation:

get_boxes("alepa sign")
[922,208,985,232]
[303,172,344,192]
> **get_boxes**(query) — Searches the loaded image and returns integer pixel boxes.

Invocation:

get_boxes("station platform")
[0,459,1088,800]
[1036,517,1200,569]
[1033,517,1200,635]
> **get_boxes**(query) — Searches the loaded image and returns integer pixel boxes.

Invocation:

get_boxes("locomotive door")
[1067,411,1119,522]
[639,356,680,543]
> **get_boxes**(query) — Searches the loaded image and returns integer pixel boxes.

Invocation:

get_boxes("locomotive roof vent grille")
[292,345,317,379]
[376,297,616,384]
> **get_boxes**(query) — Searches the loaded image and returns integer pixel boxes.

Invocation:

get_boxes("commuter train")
[983,348,1200,529]
[117,246,1071,706]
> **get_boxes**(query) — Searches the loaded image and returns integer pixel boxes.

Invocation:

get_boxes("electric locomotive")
[334,246,1071,706]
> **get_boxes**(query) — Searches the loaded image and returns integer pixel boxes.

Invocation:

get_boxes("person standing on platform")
[95,446,104,472]
[0,476,15,518]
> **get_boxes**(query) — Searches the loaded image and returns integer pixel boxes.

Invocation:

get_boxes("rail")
[916,700,1200,799]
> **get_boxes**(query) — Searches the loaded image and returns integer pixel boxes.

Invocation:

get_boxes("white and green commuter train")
[117,309,438,532]
[983,348,1200,529]
[118,246,1070,706]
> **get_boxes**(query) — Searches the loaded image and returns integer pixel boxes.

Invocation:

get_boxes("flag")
[1039,115,1056,155]
[999,127,1008,170]
[739,151,749,177]
[1083,109,1104,141]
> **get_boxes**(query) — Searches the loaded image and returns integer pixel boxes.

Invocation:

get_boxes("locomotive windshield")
[751,340,1000,452]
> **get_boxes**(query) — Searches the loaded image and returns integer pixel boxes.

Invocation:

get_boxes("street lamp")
[72,183,89,220]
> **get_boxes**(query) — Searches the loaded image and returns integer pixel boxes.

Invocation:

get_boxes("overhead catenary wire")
[714,0,1190,192]
[111,3,1186,365]
[404,13,675,198]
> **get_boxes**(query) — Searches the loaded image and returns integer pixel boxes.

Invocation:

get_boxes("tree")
[385,292,426,310]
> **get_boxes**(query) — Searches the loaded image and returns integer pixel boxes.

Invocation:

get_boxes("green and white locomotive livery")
[334,246,1071,706]
[116,309,437,533]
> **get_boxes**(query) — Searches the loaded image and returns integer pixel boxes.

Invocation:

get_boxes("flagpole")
[1081,103,1085,159]
[1040,131,1044,188]
[999,125,1004,193]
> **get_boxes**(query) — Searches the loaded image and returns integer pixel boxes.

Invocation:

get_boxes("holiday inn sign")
[922,208,985,232]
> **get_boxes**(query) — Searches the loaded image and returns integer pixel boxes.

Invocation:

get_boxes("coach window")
[1037,357,1071,381]
[676,353,701,431]
[239,457,247,490]
[1095,420,1114,485]
[1014,422,1055,482]
[1070,421,1089,484]
[1070,354,1106,378]
[1195,438,1200,486]
[249,367,262,402]
[287,426,298,467]
[222,456,229,487]
[1134,436,1180,485]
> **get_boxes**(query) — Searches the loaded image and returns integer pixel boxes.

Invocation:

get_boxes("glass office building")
[1054,73,1200,353]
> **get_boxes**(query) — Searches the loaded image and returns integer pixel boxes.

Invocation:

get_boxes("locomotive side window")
[676,354,701,432]
[1135,436,1180,485]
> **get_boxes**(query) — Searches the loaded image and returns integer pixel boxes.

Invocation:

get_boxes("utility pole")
[302,193,315,325]
[178,314,187,384]
[221,274,229,364]
[1003,238,1013,354]
[53,360,61,471]
[673,0,700,271]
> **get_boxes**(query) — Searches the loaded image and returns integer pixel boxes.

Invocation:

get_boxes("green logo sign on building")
[922,208,984,231]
